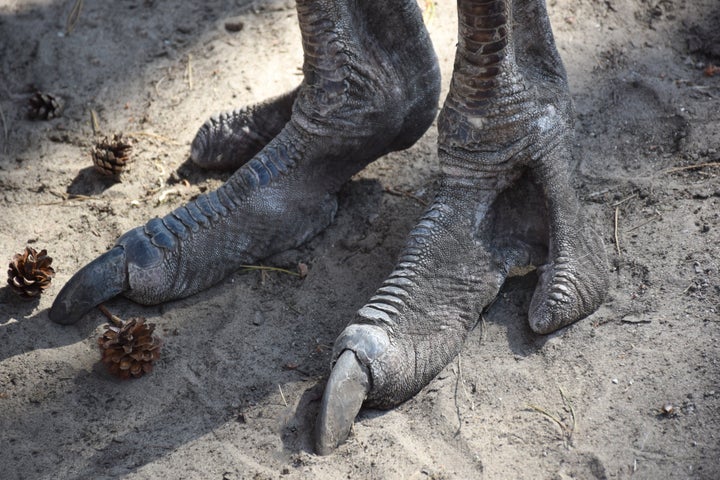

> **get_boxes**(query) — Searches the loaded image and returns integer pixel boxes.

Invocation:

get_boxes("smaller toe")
[529,227,609,334]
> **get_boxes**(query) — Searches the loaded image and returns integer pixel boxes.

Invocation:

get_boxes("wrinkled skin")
[50,0,608,455]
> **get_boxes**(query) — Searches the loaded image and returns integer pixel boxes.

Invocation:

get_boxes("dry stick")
[98,304,123,327]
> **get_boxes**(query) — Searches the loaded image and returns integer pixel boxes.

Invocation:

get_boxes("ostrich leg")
[316,0,609,454]
[49,0,440,324]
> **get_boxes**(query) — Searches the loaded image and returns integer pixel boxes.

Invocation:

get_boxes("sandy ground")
[1,0,719,478]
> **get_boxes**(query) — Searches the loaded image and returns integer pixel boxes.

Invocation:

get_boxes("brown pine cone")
[7,247,55,298]
[98,312,162,380]
[92,134,133,176]
[27,92,63,120]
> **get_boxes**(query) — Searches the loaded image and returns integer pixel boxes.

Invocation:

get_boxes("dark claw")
[49,246,128,325]
[315,350,371,455]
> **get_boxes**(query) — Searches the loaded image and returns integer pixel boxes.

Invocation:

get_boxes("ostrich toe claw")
[49,246,128,325]
[315,350,371,455]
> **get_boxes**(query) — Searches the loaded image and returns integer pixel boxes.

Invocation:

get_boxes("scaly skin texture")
[317,0,608,453]
[190,87,298,171]
[49,0,609,456]
[49,0,441,323]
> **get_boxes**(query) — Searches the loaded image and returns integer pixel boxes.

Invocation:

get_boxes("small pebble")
[612,378,619,384]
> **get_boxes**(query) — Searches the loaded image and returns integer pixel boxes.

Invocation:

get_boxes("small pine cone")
[7,247,55,298]
[92,134,133,176]
[28,92,63,120]
[98,316,162,379]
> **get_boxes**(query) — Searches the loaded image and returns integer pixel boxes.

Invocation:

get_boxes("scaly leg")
[50,0,440,324]
[316,0,609,454]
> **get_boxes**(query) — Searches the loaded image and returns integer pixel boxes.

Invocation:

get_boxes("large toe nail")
[315,350,371,455]
[49,246,129,325]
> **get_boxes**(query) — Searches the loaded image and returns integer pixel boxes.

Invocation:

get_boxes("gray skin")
[49,0,609,455]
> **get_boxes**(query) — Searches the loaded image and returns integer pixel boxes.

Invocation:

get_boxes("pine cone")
[7,247,55,298]
[27,92,63,120]
[92,134,133,176]
[98,315,162,379]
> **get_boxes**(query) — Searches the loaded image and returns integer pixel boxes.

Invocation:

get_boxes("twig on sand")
[98,304,123,327]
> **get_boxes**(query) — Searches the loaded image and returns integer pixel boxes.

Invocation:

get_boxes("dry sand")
[1,0,718,478]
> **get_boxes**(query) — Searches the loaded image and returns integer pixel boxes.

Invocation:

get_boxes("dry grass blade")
[90,108,100,135]
[66,0,84,34]
[660,162,720,175]
[479,313,487,343]
[422,0,436,24]
[559,387,577,436]
[0,101,7,154]
[238,265,300,277]
[384,186,428,206]
[528,404,566,433]
[186,54,194,90]
[278,384,288,407]
[611,193,637,207]
[528,387,576,446]
[126,130,180,145]
[614,206,621,257]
